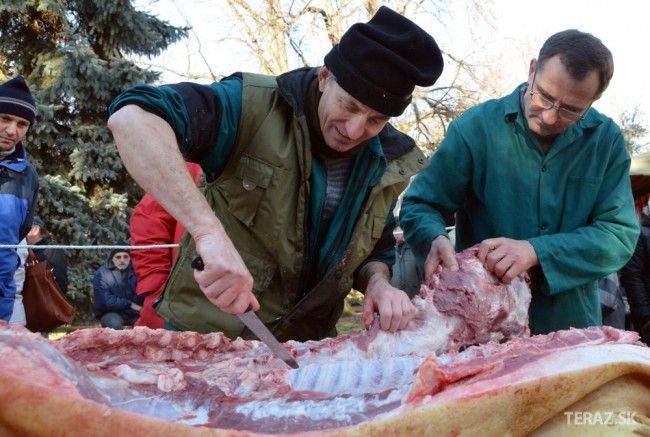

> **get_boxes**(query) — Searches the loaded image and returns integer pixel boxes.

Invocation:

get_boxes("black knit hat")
[324,6,444,116]
[32,216,45,228]
[0,75,37,126]
[110,242,130,259]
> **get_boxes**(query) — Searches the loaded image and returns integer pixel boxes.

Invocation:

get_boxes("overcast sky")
[449,0,650,132]
[135,0,650,142]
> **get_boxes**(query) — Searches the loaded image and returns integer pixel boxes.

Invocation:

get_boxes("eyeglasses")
[529,73,589,121]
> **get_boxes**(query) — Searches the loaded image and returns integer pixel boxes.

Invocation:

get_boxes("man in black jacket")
[620,202,650,345]
[93,246,143,329]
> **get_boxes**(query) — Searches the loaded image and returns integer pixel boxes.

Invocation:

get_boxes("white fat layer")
[289,356,422,395]
[234,387,406,422]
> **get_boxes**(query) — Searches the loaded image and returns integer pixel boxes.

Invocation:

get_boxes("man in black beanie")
[0,75,39,324]
[108,7,444,341]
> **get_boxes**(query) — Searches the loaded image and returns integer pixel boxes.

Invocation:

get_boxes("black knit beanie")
[0,75,37,126]
[32,216,45,228]
[110,242,130,259]
[324,6,444,117]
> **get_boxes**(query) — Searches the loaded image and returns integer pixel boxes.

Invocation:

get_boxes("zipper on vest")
[296,176,313,299]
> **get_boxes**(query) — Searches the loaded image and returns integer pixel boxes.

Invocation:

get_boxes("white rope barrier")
[0,244,179,250]
[2,229,457,250]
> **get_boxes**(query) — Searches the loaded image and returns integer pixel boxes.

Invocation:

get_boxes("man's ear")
[528,58,537,80]
[318,66,330,92]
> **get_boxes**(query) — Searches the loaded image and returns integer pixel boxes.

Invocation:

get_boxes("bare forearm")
[357,261,391,293]
[108,105,259,314]
[108,105,222,239]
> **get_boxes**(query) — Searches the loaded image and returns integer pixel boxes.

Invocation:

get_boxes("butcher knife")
[191,256,299,369]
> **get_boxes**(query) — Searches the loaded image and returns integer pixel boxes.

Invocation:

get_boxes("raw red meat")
[0,247,648,435]
[1,324,648,435]
[421,245,531,349]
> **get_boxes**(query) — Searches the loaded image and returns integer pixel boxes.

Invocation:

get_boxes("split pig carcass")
[0,246,649,436]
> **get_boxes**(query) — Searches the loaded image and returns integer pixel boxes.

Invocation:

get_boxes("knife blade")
[191,256,299,369]
[237,309,299,369]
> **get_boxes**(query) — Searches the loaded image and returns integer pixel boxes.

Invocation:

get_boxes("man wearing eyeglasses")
[400,29,639,334]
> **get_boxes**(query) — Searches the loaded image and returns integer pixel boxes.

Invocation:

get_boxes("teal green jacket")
[400,85,639,334]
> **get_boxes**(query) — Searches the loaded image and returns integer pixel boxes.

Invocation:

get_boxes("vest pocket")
[238,248,275,296]
[224,154,275,226]
[563,175,602,227]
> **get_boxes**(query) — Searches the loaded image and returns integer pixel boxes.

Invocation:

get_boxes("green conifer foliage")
[0,0,188,322]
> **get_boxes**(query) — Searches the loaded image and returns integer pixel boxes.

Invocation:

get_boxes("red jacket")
[129,163,202,328]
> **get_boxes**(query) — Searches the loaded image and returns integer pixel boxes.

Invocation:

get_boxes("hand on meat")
[193,233,260,314]
[424,235,458,281]
[477,237,538,284]
[363,274,416,332]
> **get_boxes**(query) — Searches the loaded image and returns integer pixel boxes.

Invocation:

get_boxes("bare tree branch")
[133,59,217,80]
[170,0,218,80]
[139,0,512,153]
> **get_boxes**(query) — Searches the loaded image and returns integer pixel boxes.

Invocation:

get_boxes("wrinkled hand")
[193,233,260,315]
[363,278,417,332]
[424,235,458,281]
[477,237,538,284]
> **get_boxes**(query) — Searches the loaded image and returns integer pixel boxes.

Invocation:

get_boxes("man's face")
[112,252,130,270]
[0,113,30,153]
[317,67,390,152]
[523,55,599,141]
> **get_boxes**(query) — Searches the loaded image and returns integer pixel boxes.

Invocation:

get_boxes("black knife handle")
[190,255,253,313]
[191,255,204,271]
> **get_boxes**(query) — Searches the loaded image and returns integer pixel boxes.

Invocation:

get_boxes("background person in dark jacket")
[598,272,626,330]
[92,246,142,329]
[620,204,650,345]
[26,216,68,293]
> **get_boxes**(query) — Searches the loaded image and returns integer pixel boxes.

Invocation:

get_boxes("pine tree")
[0,0,187,322]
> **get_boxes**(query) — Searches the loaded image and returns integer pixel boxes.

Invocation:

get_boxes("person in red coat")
[129,162,202,328]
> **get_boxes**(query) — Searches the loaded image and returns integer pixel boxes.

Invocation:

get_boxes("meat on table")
[1,246,648,435]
